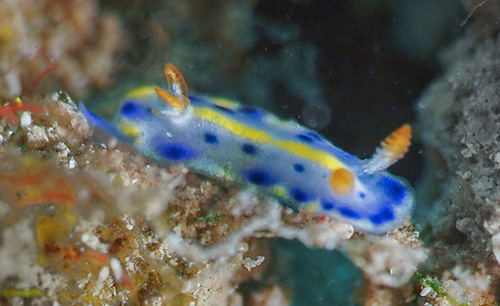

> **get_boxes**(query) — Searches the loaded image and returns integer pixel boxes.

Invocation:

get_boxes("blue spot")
[156,143,195,161]
[338,207,361,219]
[380,177,406,204]
[188,96,207,105]
[369,207,394,225]
[296,134,314,142]
[290,188,310,202]
[239,106,262,118]
[214,104,234,114]
[204,133,218,144]
[121,101,139,116]
[293,164,305,173]
[245,170,276,186]
[379,207,394,221]
[359,192,366,198]
[242,143,257,155]
[322,201,334,210]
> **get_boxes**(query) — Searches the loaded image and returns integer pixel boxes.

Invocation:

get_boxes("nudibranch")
[80,63,414,234]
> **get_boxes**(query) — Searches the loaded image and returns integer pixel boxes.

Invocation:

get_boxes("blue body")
[81,82,414,234]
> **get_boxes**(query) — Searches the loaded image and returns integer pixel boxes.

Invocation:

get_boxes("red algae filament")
[26,62,59,96]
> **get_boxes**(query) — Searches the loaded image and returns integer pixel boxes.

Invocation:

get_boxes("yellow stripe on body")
[118,121,141,138]
[210,97,240,108]
[192,107,347,171]
[125,86,157,99]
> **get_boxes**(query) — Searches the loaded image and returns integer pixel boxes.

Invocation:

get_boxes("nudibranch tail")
[364,124,412,174]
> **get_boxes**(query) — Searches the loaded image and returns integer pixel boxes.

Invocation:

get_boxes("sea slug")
[80,63,414,234]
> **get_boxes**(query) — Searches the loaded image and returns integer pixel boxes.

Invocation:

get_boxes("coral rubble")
[461,0,500,38]
[0,0,123,98]
[415,32,500,306]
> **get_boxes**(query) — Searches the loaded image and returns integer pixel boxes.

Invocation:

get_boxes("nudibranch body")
[80,63,414,234]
